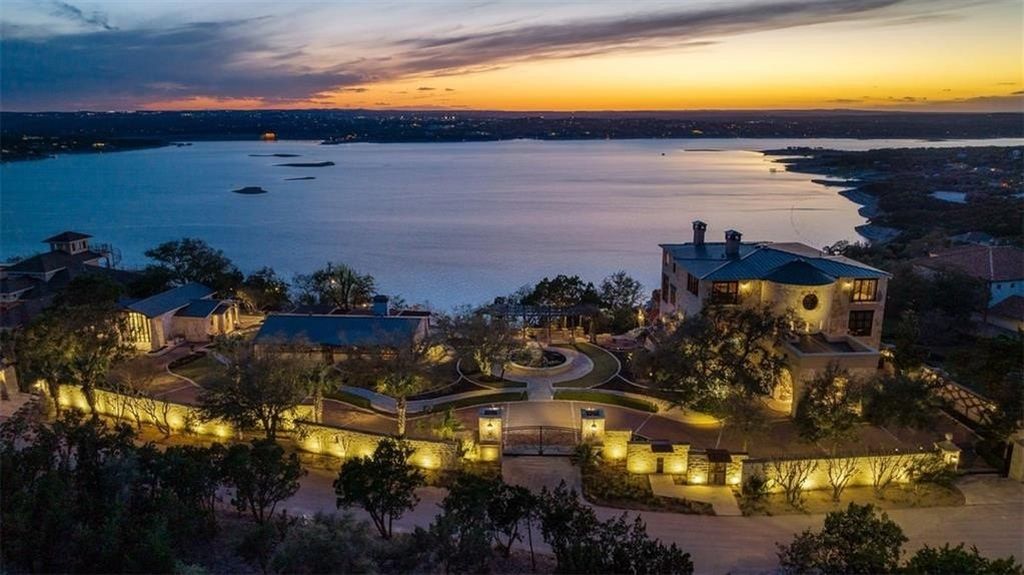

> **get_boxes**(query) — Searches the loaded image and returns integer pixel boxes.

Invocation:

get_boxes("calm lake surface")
[2,138,1020,309]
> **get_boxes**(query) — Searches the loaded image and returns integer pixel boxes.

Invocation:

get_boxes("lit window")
[711,281,739,304]
[851,279,878,302]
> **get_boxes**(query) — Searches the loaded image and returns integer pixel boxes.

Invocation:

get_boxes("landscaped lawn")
[554,389,658,413]
[550,342,620,388]
[737,483,965,516]
[324,389,374,411]
[168,354,228,388]
[425,391,528,412]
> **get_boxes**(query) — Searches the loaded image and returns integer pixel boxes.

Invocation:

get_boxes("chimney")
[725,229,742,257]
[372,295,390,316]
[692,220,707,246]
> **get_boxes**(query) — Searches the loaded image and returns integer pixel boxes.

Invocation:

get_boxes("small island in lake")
[250,153,301,157]
[275,161,335,167]
[231,186,269,195]
[285,176,316,181]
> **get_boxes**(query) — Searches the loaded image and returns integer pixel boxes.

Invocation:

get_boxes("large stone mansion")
[659,221,890,414]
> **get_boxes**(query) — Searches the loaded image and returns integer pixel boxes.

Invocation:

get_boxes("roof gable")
[123,282,215,318]
[664,241,888,283]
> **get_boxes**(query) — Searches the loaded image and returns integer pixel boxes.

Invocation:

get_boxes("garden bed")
[581,463,714,515]
[737,483,965,516]
[553,390,658,413]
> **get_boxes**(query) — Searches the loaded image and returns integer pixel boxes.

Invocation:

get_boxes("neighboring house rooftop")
[0,277,37,296]
[42,231,92,243]
[915,245,1024,282]
[5,250,104,275]
[660,242,887,283]
[989,295,1024,320]
[254,314,427,347]
[123,282,215,318]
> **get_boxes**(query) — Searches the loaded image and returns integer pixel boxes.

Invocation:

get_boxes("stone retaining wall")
[54,384,474,469]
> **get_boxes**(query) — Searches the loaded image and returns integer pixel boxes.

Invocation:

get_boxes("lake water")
[2,137,1020,309]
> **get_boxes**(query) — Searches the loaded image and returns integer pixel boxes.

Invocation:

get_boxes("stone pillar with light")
[580,407,605,444]
[479,407,503,444]
[935,433,962,469]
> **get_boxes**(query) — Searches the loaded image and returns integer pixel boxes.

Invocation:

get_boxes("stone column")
[580,407,605,444]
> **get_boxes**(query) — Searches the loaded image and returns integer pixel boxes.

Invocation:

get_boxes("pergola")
[481,302,601,341]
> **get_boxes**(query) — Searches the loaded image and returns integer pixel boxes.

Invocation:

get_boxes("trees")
[343,332,444,436]
[599,271,645,333]
[768,459,819,508]
[537,482,693,574]
[642,304,789,409]
[270,513,377,574]
[143,237,243,294]
[221,439,304,525]
[430,473,498,573]
[15,302,131,416]
[0,411,224,573]
[777,503,907,574]
[794,363,861,453]
[779,504,1022,575]
[948,332,1024,443]
[599,270,645,311]
[198,351,312,440]
[904,543,1022,575]
[439,308,519,378]
[334,438,424,539]
[523,274,601,308]
[237,267,291,312]
[862,372,941,430]
[429,472,537,571]
[294,262,375,311]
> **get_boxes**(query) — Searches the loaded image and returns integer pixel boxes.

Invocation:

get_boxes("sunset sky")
[1,0,1021,112]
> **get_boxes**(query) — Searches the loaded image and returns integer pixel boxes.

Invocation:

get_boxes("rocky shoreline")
[765,149,899,244]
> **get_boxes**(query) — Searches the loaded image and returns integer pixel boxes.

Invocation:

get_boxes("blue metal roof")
[763,260,837,286]
[665,243,887,283]
[123,282,214,317]
[175,299,222,318]
[254,314,427,347]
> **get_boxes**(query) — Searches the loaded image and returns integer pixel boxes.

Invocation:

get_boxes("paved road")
[286,467,1024,574]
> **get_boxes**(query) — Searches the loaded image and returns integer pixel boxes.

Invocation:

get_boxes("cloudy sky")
[1,0,1021,111]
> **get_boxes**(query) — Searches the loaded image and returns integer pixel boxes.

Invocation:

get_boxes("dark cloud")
[417,86,436,91]
[49,0,115,31]
[0,20,365,109]
[339,87,369,92]
[385,0,927,76]
[0,0,976,110]
[826,98,863,103]
[1012,90,1024,95]
[445,88,455,92]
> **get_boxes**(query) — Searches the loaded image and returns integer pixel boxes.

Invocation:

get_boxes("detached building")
[1,232,133,331]
[254,296,430,362]
[659,221,890,414]
[913,244,1024,332]
[121,282,239,352]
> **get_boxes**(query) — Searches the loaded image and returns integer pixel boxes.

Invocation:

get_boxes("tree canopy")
[334,438,424,539]
[198,350,314,439]
[294,262,376,310]
[143,237,243,294]
[639,304,790,409]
